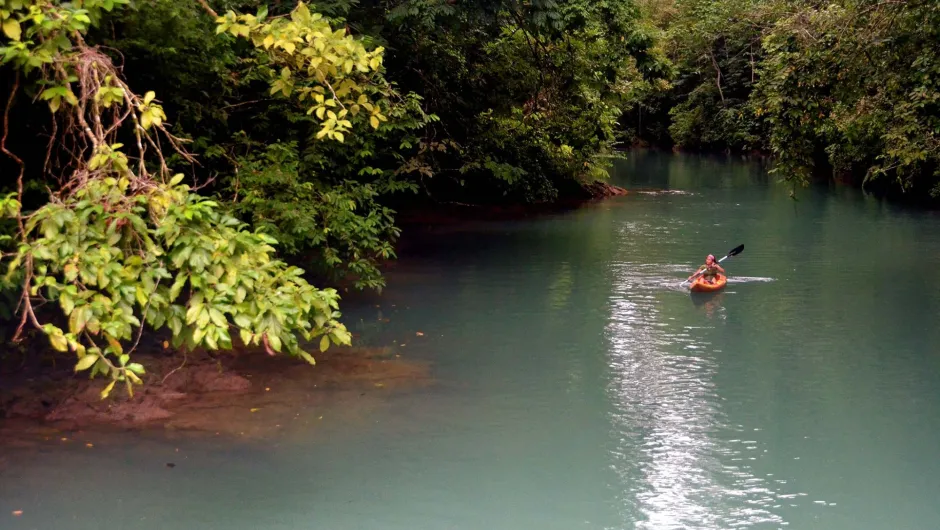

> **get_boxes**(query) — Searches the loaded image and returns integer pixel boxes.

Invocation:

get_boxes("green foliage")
[637,0,940,198]
[24,0,937,405]
[373,0,669,202]
[205,2,441,289]
[230,141,401,291]
[0,0,130,70]
[753,0,940,193]
[3,175,349,394]
[75,0,669,297]
[0,0,352,398]
[651,0,777,151]
[86,0,437,291]
[215,2,390,143]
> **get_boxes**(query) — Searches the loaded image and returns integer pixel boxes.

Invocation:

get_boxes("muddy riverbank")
[0,344,430,447]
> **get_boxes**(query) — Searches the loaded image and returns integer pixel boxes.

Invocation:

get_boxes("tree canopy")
[0,0,666,394]
[0,0,936,396]
[633,0,940,197]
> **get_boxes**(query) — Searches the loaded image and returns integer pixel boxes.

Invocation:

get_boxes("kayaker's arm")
[713,263,725,274]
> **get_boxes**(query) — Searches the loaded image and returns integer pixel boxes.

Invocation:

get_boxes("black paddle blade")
[727,244,744,257]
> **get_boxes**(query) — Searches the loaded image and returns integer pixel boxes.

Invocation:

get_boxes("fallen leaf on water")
[12,510,23,516]
[374,383,385,388]
[416,332,424,337]
[318,416,323,420]
[250,408,260,413]
[400,344,406,347]
[265,387,271,392]
[60,437,68,442]
[85,443,93,448]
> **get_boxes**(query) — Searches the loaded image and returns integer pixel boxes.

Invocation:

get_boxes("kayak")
[689,273,727,293]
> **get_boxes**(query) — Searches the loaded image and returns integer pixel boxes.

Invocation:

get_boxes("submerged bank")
[0,344,430,445]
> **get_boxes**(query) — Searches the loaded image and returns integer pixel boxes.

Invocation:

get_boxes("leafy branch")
[214,2,389,143]
[0,0,352,398]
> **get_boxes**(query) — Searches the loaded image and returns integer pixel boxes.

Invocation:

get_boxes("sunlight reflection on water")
[604,259,787,529]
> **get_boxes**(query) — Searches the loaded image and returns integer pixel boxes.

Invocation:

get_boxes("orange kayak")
[690,273,727,293]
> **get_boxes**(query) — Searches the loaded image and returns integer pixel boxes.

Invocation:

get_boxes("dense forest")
[0,0,936,392]
[636,0,939,200]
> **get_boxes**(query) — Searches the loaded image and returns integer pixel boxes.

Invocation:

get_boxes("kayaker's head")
[706,254,716,265]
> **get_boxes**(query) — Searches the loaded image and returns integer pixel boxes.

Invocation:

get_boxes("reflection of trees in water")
[547,262,574,311]
[609,149,770,191]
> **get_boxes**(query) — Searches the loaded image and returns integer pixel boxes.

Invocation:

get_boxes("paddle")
[682,244,744,285]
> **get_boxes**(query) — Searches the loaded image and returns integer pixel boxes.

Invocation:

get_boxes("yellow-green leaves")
[68,305,91,335]
[313,108,353,142]
[3,17,21,41]
[269,67,294,97]
[39,85,78,113]
[0,0,130,72]
[299,350,316,365]
[138,91,166,130]
[140,106,165,130]
[216,2,389,142]
[88,143,130,173]
[25,171,351,398]
[231,24,251,38]
[4,0,357,405]
[94,83,125,109]
[0,192,20,219]
[75,354,98,372]
[126,363,145,375]
[50,332,69,352]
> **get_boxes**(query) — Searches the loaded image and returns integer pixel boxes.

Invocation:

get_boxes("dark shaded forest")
[0,0,935,391]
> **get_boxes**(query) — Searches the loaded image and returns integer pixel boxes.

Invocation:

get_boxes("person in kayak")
[689,254,725,284]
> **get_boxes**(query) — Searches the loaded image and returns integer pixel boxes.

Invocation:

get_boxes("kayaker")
[689,254,725,284]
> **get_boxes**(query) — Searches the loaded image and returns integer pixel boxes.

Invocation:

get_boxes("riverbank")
[0,343,430,446]
[0,178,631,444]
[394,180,628,226]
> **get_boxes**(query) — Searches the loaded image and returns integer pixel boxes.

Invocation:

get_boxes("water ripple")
[606,262,776,294]
[604,261,786,529]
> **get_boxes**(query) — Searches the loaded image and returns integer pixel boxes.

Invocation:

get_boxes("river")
[4,149,940,529]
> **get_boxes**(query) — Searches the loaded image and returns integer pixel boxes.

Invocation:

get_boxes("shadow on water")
[689,290,724,308]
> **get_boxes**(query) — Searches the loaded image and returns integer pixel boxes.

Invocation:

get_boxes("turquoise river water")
[4,150,940,529]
